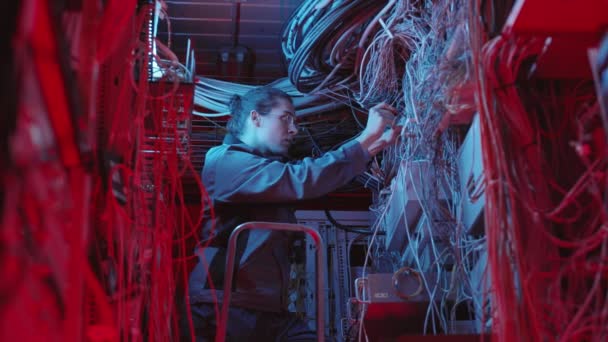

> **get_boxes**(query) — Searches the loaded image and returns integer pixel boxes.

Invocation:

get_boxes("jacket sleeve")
[212,139,371,203]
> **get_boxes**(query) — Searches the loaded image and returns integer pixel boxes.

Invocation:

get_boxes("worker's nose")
[288,120,298,135]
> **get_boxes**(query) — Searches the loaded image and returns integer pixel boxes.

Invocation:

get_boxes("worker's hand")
[366,123,402,156]
[355,102,400,156]
[362,102,398,140]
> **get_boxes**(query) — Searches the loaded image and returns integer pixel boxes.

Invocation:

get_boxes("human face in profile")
[258,98,298,156]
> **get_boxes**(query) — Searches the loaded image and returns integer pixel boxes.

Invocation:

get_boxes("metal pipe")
[216,222,325,342]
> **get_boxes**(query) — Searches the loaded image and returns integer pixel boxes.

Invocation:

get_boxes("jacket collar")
[222,133,242,145]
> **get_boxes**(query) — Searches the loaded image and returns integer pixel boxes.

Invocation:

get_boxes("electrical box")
[383,161,426,252]
[384,161,451,252]
[503,0,608,79]
[355,271,445,304]
[457,113,485,234]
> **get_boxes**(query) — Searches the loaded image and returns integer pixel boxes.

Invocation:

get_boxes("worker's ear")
[250,110,262,127]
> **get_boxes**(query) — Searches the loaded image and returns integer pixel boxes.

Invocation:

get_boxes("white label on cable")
[374,292,389,298]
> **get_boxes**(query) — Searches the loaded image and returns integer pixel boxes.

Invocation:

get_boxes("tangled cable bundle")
[0,0,143,340]
[347,0,482,337]
[92,4,216,340]
[356,0,419,108]
[401,1,472,133]
[469,1,608,337]
[282,0,385,93]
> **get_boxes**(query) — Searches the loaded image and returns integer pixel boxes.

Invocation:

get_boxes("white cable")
[191,110,230,118]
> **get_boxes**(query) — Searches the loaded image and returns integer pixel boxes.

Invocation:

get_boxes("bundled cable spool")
[282,0,385,93]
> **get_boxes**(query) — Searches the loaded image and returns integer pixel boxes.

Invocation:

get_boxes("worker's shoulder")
[206,142,261,165]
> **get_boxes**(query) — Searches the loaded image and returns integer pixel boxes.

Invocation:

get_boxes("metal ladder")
[215,221,325,342]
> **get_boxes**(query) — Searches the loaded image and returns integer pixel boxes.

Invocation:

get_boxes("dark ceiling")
[160,0,303,84]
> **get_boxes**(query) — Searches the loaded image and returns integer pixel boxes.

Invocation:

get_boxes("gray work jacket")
[188,134,371,312]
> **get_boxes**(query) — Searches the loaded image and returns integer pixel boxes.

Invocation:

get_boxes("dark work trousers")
[181,303,326,342]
